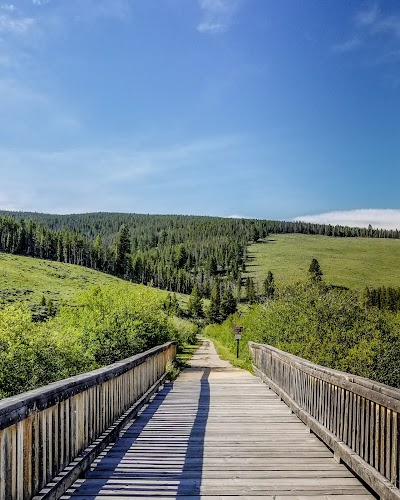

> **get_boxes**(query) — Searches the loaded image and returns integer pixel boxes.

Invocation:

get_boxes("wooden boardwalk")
[61,340,374,499]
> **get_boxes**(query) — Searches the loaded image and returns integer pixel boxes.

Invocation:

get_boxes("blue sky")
[1,1,400,227]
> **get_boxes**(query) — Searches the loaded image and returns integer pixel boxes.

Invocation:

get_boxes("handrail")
[250,341,400,500]
[0,341,177,500]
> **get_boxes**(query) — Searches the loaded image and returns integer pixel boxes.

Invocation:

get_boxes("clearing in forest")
[248,234,400,290]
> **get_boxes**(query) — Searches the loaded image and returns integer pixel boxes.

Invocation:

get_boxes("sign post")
[234,325,243,359]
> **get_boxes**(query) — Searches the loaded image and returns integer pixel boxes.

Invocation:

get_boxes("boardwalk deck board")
[62,340,374,499]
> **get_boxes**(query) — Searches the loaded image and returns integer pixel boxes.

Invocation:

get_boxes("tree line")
[1,211,399,303]
[364,286,400,313]
[2,211,400,241]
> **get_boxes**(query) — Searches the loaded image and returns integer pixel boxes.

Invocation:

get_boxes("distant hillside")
[1,210,399,302]
[248,234,400,290]
[0,253,176,316]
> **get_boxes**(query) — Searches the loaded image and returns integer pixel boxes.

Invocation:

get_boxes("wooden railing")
[250,342,400,500]
[0,341,176,500]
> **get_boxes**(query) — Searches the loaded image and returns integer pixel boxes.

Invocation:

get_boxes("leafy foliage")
[205,282,400,388]
[0,284,195,399]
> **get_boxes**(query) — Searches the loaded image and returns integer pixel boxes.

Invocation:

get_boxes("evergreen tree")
[208,281,221,323]
[308,258,323,282]
[263,271,275,299]
[208,256,218,276]
[115,224,131,277]
[171,293,180,315]
[220,288,237,320]
[252,226,260,242]
[187,283,204,318]
[93,235,104,269]
[246,277,257,304]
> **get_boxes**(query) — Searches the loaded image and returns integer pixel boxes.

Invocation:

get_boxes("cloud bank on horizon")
[294,209,400,231]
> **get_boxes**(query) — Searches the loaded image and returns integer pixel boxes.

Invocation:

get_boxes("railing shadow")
[176,367,210,498]
[66,368,211,498]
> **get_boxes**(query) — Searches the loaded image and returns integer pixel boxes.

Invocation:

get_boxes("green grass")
[0,252,182,308]
[248,234,400,291]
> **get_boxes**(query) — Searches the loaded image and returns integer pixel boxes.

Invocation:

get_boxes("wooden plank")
[62,340,374,500]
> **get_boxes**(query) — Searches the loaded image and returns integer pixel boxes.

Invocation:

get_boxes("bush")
[0,305,94,398]
[205,282,400,388]
[0,284,198,398]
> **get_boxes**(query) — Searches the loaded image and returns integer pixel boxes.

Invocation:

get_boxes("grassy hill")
[0,253,185,309]
[248,234,400,290]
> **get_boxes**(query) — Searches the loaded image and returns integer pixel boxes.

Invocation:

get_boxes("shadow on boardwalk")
[65,367,210,498]
[176,367,210,498]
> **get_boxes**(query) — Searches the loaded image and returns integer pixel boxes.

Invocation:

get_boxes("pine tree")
[263,271,275,299]
[308,258,323,283]
[93,235,104,269]
[115,224,131,277]
[208,281,221,323]
[252,226,260,242]
[220,288,237,320]
[187,283,204,318]
[171,293,180,315]
[246,277,257,304]
[208,256,218,276]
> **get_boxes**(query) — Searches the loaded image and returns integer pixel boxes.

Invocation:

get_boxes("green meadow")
[0,253,127,307]
[0,252,188,309]
[248,234,400,291]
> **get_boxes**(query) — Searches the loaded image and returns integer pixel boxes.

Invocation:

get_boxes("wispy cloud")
[294,209,400,230]
[0,4,16,12]
[333,3,400,58]
[331,37,362,53]
[0,136,240,213]
[0,13,35,34]
[355,3,379,27]
[197,0,241,34]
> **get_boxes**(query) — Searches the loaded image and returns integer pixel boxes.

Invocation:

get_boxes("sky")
[1,0,400,228]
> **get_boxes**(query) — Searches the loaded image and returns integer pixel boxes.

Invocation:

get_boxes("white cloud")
[294,209,400,230]
[226,214,250,219]
[334,4,400,57]
[197,0,241,34]
[0,4,16,11]
[0,14,35,34]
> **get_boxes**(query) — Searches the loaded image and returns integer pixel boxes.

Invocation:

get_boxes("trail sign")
[233,326,243,358]
[234,325,243,340]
